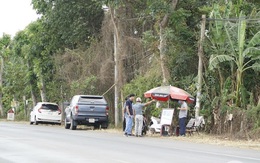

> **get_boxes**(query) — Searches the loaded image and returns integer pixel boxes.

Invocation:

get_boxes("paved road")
[0,121,259,163]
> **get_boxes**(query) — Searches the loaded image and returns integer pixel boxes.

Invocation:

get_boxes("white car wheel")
[34,116,39,125]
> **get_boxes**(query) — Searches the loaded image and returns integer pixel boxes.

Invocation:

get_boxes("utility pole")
[114,27,119,127]
[112,9,119,127]
[104,5,120,128]
[195,15,206,118]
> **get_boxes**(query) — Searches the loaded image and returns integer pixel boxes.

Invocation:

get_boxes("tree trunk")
[159,26,169,85]
[159,0,178,86]
[235,68,242,107]
[27,60,37,106]
[213,106,221,134]
[0,57,3,116]
[39,76,47,102]
[30,86,37,107]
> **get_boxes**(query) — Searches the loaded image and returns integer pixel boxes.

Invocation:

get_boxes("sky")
[0,0,40,37]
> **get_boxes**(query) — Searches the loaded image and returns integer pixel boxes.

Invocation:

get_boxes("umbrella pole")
[168,96,170,108]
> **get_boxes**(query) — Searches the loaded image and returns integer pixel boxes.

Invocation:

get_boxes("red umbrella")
[144,85,194,103]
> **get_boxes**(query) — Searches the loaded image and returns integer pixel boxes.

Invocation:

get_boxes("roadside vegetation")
[0,0,259,140]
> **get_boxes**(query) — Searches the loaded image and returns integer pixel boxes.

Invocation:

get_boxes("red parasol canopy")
[144,85,194,103]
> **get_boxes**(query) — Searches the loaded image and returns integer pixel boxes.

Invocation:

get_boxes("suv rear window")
[79,96,107,104]
[42,104,59,111]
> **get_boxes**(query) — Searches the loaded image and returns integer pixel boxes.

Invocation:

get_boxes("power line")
[119,16,152,21]
[206,18,260,21]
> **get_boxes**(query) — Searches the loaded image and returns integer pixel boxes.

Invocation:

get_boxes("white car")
[30,102,61,125]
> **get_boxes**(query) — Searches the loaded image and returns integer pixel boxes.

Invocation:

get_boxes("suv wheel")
[64,117,71,129]
[101,122,108,129]
[70,117,77,130]
[93,124,100,130]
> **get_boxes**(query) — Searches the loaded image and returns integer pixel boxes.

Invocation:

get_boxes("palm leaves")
[208,5,260,107]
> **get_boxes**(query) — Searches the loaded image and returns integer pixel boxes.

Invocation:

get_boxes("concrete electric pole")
[195,15,206,118]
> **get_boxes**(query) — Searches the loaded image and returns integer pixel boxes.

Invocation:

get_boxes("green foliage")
[123,74,161,99]
[3,57,28,97]
[1,0,259,137]
[146,0,172,17]
[207,3,260,107]
[14,109,27,121]
[70,76,97,96]
[174,75,197,97]
[123,73,161,117]
[209,55,234,70]
[142,30,158,48]
[148,107,162,118]
[32,0,104,49]
[0,34,11,50]
[247,104,260,129]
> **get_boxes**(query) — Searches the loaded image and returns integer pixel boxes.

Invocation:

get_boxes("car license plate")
[89,118,95,123]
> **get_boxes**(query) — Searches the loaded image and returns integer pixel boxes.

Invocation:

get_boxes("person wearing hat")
[133,97,155,137]
[124,94,135,136]
[177,100,188,136]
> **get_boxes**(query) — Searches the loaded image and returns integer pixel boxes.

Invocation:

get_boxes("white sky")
[0,0,40,37]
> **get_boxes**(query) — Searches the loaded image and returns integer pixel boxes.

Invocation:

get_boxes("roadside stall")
[144,85,194,136]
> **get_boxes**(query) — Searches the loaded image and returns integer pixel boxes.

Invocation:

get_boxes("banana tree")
[207,3,232,93]
[209,11,260,107]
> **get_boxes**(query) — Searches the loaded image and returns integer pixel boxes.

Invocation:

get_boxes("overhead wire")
[206,18,260,21]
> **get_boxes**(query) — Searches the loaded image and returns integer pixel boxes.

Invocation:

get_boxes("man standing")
[133,97,155,137]
[124,94,135,136]
[177,100,188,136]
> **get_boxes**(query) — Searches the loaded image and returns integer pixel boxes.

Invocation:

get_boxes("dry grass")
[105,128,260,151]
[167,133,260,151]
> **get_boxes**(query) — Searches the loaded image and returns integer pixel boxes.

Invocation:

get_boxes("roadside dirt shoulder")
[169,134,260,151]
[105,128,260,151]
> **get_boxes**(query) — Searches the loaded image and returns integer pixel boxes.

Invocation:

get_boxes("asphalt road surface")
[0,121,259,163]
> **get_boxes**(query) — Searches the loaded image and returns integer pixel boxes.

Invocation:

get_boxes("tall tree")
[13,20,53,103]
[32,0,104,49]
[145,0,178,85]
[0,34,11,116]
[12,31,38,106]
[158,0,178,85]
[27,21,52,102]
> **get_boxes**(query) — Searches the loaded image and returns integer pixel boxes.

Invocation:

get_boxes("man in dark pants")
[177,100,188,136]
[124,94,135,136]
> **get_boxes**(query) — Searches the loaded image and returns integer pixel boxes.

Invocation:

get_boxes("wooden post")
[195,15,206,118]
